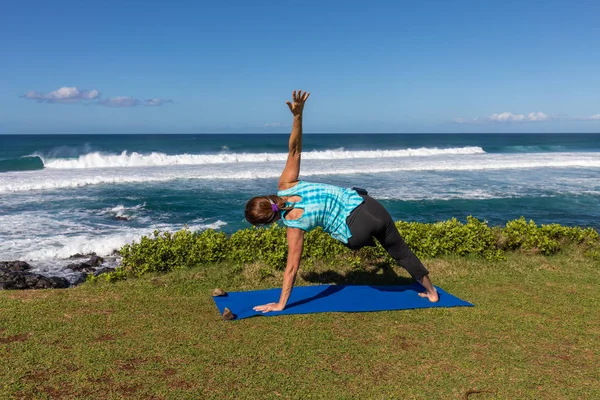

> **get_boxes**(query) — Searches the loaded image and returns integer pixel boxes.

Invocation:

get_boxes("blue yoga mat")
[212,284,473,320]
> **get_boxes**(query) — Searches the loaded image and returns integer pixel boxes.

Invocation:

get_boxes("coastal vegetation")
[1,218,599,398]
[98,216,599,283]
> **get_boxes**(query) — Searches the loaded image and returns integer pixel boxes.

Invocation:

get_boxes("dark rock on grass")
[222,308,235,320]
[0,267,70,290]
[0,261,32,272]
[211,288,227,296]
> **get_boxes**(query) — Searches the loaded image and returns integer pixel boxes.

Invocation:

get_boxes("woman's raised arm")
[278,90,310,191]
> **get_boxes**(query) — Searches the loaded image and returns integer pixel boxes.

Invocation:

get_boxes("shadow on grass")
[300,262,414,286]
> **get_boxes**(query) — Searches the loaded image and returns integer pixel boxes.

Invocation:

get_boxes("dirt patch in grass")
[95,334,115,342]
[64,363,80,373]
[118,383,143,396]
[116,357,146,371]
[0,333,29,344]
[41,384,73,398]
[393,334,416,350]
[87,374,114,385]
[464,389,497,399]
[168,380,195,390]
[22,370,50,383]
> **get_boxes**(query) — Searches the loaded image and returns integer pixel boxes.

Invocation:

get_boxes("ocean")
[1,133,599,279]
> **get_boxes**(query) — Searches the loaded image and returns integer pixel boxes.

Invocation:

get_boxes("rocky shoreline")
[0,255,116,290]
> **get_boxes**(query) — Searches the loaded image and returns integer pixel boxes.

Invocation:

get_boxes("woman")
[245,90,439,313]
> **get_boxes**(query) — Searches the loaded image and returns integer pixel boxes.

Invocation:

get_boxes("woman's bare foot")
[417,275,439,302]
[418,290,439,302]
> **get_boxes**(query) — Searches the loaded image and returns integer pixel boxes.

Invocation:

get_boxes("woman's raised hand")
[286,90,310,116]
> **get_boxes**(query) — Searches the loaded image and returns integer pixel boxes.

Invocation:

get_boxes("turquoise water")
[1,133,599,276]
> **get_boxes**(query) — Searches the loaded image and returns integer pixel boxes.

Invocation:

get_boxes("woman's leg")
[347,195,439,302]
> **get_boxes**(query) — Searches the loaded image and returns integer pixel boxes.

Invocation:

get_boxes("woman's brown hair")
[245,195,294,226]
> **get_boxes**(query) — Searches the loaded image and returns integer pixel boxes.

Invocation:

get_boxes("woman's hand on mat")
[286,90,310,116]
[253,302,285,313]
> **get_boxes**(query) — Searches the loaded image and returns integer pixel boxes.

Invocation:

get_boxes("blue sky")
[1,0,599,134]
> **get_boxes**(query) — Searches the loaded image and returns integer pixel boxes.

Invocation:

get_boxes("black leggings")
[345,195,429,281]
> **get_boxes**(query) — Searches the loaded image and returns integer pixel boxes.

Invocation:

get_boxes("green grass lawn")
[1,249,599,399]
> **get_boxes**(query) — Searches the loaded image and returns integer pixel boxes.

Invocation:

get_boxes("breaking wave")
[41,147,486,169]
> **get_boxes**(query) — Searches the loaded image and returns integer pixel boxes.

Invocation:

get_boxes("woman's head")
[245,195,289,226]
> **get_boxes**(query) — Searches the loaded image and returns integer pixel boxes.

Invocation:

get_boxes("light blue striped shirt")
[277,181,364,243]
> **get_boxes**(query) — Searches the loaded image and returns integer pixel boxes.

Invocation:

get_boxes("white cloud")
[264,122,283,128]
[575,114,600,121]
[21,86,100,103]
[98,96,141,108]
[526,112,550,121]
[488,112,526,122]
[21,87,174,107]
[488,111,550,122]
[22,91,44,100]
[456,111,552,124]
[456,111,600,124]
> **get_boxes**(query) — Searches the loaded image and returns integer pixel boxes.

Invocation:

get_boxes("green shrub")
[86,267,128,283]
[109,217,599,281]
[190,229,230,264]
[396,216,505,261]
[497,217,598,255]
[118,228,229,277]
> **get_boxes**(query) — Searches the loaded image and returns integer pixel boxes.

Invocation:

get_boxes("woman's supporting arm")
[277,227,304,307]
[253,227,304,313]
[278,90,310,191]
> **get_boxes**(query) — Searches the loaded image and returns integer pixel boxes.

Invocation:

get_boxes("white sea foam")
[0,213,227,264]
[24,222,227,261]
[41,147,486,169]
[1,151,600,193]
